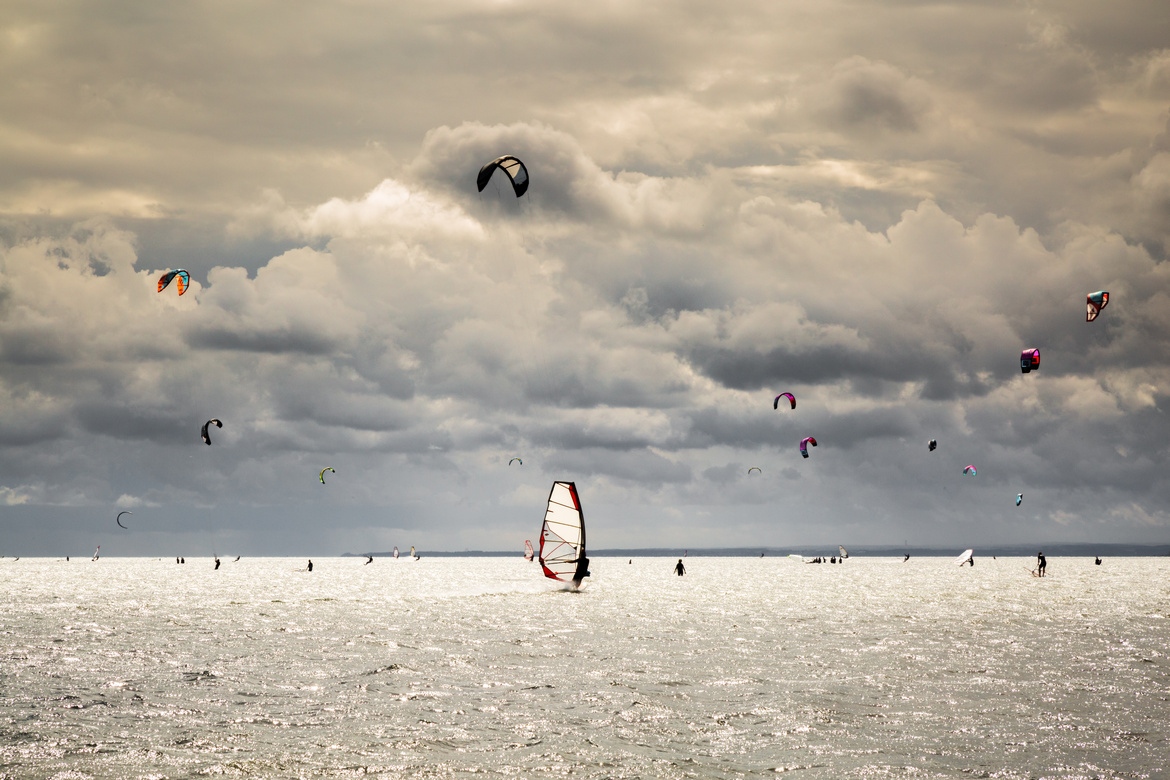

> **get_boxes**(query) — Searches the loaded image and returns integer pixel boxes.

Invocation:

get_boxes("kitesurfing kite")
[1020,348,1040,373]
[319,467,335,484]
[800,437,817,458]
[509,457,523,466]
[1016,493,1023,506]
[477,156,529,197]
[773,392,796,410]
[116,511,132,529]
[157,269,190,295]
[963,465,977,476]
[747,466,762,475]
[524,540,534,561]
[1086,291,1109,322]
[539,481,588,588]
[200,419,223,445]
[928,439,937,452]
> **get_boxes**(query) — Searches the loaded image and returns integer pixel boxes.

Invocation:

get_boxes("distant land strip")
[346,544,1170,558]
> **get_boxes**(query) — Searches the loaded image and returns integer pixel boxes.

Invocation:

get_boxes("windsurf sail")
[393,546,399,559]
[410,546,418,559]
[538,481,586,583]
[787,554,804,562]
[92,546,100,561]
[524,540,534,561]
[838,545,849,559]
[955,548,974,566]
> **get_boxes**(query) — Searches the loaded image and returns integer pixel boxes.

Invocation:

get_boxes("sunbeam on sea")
[1,556,1167,778]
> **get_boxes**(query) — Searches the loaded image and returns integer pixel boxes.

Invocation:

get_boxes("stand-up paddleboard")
[538,481,587,589]
[955,548,974,566]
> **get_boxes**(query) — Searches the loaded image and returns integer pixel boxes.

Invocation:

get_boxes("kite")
[1086,291,1109,322]
[200,419,223,445]
[116,511,132,529]
[509,457,523,466]
[747,466,762,475]
[157,270,190,295]
[319,467,335,484]
[928,439,937,451]
[963,465,977,476]
[800,437,817,458]
[773,393,796,410]
[477,156,529,197]
[1016,493,1023,506]
[1020,348,1040,374]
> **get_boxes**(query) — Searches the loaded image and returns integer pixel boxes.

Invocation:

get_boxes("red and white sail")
[539,481,585,582]
[524,540,534,561]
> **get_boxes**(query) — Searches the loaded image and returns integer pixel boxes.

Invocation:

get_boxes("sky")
[2,0,1169,556]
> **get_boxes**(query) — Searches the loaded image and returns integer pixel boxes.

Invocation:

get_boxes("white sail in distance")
[539,481,585,583]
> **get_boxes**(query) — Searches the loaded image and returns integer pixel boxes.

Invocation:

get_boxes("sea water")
[1,556,1167,779]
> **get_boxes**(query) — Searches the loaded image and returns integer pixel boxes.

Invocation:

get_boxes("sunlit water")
[1,556,1168,779]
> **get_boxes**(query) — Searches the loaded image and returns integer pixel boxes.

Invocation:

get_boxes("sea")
[1,555,1167,779]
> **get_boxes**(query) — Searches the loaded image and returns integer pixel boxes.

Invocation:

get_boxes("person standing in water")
[1036,551,1046,577]
[675,559,686,576]
[307,560,313,572]
[214,557,220,570]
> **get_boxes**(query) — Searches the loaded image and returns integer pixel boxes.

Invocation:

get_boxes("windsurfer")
[675,559,686,576]
[572,555,590,587]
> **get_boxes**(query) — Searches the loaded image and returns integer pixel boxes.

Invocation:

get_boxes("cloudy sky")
[2,0,1169,556]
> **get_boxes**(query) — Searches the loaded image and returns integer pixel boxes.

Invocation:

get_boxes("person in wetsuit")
[572,555,590,587]
[675,559,686,576]
[1095,556,1102,565]
[307,559,313,572]
[214,557,220,570]
[1036,551,1046,577]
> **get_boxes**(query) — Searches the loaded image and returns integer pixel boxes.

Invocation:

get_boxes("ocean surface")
[1,555,1167,779]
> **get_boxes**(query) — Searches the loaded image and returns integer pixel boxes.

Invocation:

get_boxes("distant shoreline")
[343,543,1170,558]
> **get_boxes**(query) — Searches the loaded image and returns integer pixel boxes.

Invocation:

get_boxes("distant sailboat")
[524,540,534,561]
[538,481,587,589]
[91,546,100,561]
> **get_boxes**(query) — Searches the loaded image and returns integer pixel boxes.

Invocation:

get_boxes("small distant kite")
[200,419,223,445]
[773,393,796,410]
[319,467,335,484]
[1016,493,1023,506]
[116,511,132,529]
[157,269,190,295]
[747,466,762,475]
[928,439,937,452]
[800,437,817,459]
[477,156,529,197]
[963,465,977,476]
[509,457,523,466]
[1020,348,1040,374]
[1086,291,1109,322]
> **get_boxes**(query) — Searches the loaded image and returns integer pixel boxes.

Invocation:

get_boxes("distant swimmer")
[307,559,313,572]
[214,557,220,570]
[364,555,374,565]
[1036,551,1047,577]
[1095,556,1102,565]
[675,559,686,576]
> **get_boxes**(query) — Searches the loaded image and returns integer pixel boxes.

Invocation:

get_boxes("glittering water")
[1,556,1168,778]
